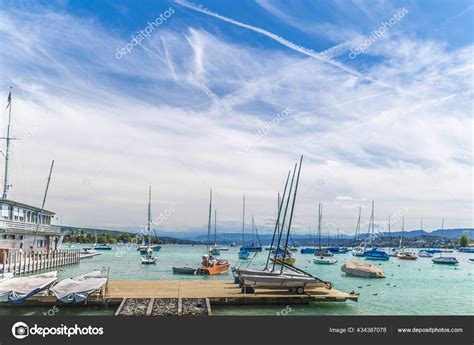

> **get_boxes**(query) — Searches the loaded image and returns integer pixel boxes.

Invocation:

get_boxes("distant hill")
[58,225,473,244]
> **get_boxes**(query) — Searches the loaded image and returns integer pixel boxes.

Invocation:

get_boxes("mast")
[207,189,212,252]
[353,206,361,246]
[280,155,303,271]
[399,215,404,248]
[388,214,391,246]
[420,218,423,231]
[32,160,54,250]
[264,170,289,271]
[2,87,14,199]
[317,203,322,251]
[241,194,245,246]
[214,208,217,245]
[272,164,297,270]
[147,185,151,245]
[252,214,255,245]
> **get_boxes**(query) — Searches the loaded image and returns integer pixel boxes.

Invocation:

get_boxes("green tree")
[460,235,469,247]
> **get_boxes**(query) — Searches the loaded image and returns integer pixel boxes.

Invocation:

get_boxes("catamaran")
[238,157,333,294]
[50,270,107,303]
[313,203,337,265]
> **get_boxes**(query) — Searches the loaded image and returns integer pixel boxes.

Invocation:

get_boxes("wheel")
[296,287,304,294]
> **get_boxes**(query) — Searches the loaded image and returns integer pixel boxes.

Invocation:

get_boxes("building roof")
[0,199,55,215]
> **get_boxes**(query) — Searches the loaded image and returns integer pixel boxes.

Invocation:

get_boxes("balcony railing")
[0,219,61,235]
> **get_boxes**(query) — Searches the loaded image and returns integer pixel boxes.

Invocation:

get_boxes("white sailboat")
[141,186,157,264]
[314,203,337,265]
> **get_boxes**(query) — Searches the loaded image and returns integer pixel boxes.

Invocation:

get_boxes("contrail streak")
[175,0,398,91]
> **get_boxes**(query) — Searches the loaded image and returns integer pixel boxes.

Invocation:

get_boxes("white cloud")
[0,4,471,235]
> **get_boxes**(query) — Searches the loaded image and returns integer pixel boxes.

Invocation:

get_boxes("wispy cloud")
[0,1,471,234]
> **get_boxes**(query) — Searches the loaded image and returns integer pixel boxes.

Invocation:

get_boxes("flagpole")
[2,87,12,199]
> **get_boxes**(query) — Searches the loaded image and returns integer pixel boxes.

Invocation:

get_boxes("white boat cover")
[0,271,58,303]
[50,271,107,303]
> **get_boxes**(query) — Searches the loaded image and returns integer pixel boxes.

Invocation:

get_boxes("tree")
[460,235,469,247]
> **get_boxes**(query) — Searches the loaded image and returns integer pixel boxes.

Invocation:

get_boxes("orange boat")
[197,254,230,275]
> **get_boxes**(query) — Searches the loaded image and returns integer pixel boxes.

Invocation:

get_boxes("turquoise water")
[7,245,474,316]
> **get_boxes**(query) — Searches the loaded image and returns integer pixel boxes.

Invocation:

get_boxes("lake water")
[2,244,473,316]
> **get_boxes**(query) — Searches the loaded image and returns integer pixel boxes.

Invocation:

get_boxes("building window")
[1,204,9,220]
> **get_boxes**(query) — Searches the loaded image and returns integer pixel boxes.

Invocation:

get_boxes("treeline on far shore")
[63,230,200,245]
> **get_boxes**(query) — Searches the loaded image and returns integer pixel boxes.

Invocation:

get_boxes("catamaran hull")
[240,274,328,290]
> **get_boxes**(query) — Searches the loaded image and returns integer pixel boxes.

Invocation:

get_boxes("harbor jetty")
[4,279,357,315]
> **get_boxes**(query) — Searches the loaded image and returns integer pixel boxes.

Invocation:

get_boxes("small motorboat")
[172,267,197,275]
[469,258,474,263]
[141,255,157,264]
[238,249,250,259]
[210,247,220,256]
[197,254,230,275]
[341,261,385,278]
[397,250,418,260]
[363,248,389,261]
[313,255,337,265]
[94,243,112,251]
[432,257,459,265]
[418,250,433,257]
[141,247,157,264]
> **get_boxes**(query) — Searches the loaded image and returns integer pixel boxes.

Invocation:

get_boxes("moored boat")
[432,256,459,265]
[397,249,418,260]
[0,271,58,303]
[364,248,390,261]
[313,255,337,265]
[418,250,433,257]
[341,261,385,278]
[172,267,197,275]
[50,271,107,303]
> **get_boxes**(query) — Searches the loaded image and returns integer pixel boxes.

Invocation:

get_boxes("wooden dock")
[105,280,358,305]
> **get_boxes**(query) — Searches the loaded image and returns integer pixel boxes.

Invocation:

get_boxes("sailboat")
[387,214,399,257]
[240,210,263,252]
[238,195,250,260]
[397,216,417,260]
[314,203,337,264]
[197,190,230,275]
[363,201,389,261]
[238,157,333,294]
[351,206,365,256]
[141,186,157,264]
[329,228,348,254]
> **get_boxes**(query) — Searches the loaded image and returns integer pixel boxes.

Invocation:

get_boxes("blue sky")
[0,0,472,234]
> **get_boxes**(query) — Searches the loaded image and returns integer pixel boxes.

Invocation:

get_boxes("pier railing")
[0,249,80,275]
